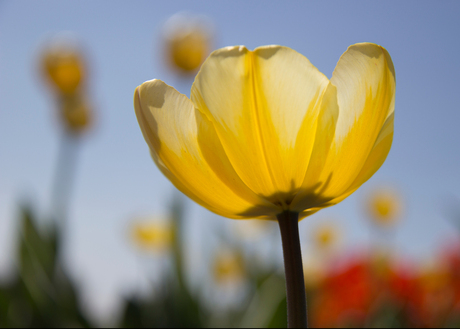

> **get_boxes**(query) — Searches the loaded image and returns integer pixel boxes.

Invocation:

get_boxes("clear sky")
[1,0,460,323]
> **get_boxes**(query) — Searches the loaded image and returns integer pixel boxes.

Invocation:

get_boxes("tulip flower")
[134,43,395,327]
[39,34,95,236]
[41,40,86,95]
[163,12,213,74]
[367,187,402,227]
[39,35,95,136]
[132,220,174,252]
[213,249,245,284]
[59,94,93,134]
[312,222,341,252]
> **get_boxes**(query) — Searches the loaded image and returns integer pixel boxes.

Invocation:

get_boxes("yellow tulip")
[42,41,85,95]
[59,94,93,134]
[367,187,402,226]
[168,29,209,73]
[132,221,174,252]
[312,223,340,251]
[134,43,395,220]
[213,249,245,284]
[163,13,212,73]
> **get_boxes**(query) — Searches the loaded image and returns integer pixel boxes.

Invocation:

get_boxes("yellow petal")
[291,83,339,212]
[191,46,329,206]
[42,44,84,95]
[313,43,396,201]
[134,79,278,219]
[326,112,394,206]
[299,208,321,220]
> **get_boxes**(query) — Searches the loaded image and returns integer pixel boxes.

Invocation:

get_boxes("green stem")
[51,133,80,245]
[171,192,186,290]
[276,210,307,328]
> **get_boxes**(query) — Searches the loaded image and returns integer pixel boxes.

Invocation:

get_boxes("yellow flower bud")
[313,223,340,251]
[213,249,245,284]
[131,220,174,252]
[367,187,402,227]
[163,13,212,74]
[41,37,85,95]
[60,94,92,134]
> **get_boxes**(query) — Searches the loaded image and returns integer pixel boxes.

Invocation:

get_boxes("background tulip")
[367,187,403,227]
[162,12,213,74]
[59,94,93,134]
[41,38,86,95]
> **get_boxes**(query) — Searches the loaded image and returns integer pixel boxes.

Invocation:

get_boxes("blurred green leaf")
[120,194,206,328]
[19,205,58,283]
[0,204,93,328]
[266,296,287,328]
[120,266,206,328]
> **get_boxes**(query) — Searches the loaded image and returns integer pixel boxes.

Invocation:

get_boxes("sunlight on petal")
[192,46,329,206]
[315,43,396,201]
[135,79,278,218]
[136,43,395,220]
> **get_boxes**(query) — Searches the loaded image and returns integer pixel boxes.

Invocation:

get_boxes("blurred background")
[1,0,460,327]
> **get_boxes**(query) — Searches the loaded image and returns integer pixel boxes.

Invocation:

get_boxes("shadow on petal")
[236,174,335,220]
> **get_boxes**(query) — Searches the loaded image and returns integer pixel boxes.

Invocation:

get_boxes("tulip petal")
[314,43,396,200]
[134,79,278,218]
[291,82,339,212]
[326,112,394,206]
[191,45,329,206]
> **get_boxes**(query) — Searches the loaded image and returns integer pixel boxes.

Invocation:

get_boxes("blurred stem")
[171,192,186,290]
[276,210,307,328]
[51,133,80,238]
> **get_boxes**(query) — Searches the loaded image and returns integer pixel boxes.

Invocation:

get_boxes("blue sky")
[1,0,460,322]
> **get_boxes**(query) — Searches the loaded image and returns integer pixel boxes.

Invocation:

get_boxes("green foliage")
[0,205,92,328]
[119,276,205,328]
[6,195,459,328]
[0,198,290,328]
[118,196,288,328]
[119,196,209,328]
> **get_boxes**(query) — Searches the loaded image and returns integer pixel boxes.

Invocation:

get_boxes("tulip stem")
[276,210,307,328]
[51,133,79,231]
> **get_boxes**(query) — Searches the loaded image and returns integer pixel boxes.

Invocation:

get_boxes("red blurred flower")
[310,257,374,327]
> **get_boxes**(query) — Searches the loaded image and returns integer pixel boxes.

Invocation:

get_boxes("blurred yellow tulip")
[135,43,395,220]
[312,223,340,251]
[132,221,174,252]
[163,13,212,73]
[59,94,93,134]
[367,188,402,226]
[41,38,85,95]
[213,249,245,284]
